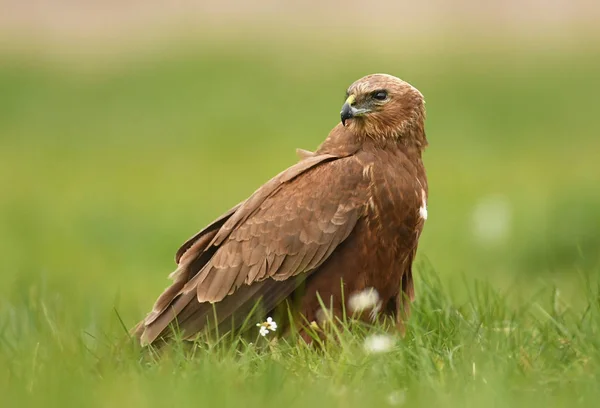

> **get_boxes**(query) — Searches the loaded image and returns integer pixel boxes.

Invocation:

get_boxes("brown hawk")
[134,73,429,345]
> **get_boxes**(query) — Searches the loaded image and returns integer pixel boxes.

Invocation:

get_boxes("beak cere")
[340,102,353,126]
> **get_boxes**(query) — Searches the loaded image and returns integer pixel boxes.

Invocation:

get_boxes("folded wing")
[136,153,368,345]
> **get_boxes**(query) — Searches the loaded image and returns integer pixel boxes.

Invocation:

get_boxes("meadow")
[1,37,600,407]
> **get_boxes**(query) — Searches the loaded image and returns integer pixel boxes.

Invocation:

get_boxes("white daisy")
[256,317,277,336]
[363,334,395,354]
[266,317,277,331]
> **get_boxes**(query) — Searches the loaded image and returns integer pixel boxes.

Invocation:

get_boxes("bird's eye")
[372,90,388,101]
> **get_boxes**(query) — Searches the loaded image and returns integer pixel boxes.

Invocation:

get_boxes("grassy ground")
[1,38,600,407]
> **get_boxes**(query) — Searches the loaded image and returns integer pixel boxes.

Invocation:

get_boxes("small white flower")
[256,317,277,336]
[348,287,380,313]
[363,334,395,354]
[266,317,277,331]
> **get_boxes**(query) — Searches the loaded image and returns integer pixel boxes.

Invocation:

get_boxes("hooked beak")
[340,94,370,126]
[340,102,353,127]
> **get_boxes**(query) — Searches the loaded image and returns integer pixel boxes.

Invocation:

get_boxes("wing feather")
[136,152,368,344]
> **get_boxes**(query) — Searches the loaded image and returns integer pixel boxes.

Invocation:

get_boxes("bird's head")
[340,74,427,148]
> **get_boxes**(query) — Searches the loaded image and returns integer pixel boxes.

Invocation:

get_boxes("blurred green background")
[2,39,599,314]
[1,3,600,406]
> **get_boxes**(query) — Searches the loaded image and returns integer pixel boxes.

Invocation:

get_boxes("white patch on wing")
[419,189,428,220]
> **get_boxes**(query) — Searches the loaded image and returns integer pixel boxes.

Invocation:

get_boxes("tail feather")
[134,277,303,345]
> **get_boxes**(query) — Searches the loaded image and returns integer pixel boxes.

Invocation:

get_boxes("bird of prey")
[134,73,428,346]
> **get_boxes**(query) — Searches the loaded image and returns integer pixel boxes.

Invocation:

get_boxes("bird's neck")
[398,123,428,156]
[366,122,427,159]
[316,122,427,159]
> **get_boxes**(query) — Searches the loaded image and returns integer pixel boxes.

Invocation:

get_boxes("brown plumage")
[134,73,428,345]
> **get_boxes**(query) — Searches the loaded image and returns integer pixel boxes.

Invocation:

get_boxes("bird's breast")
[361,153,426,253]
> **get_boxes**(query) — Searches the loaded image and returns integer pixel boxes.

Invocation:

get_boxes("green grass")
[1,38,600,407]
[2,266,600,407]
